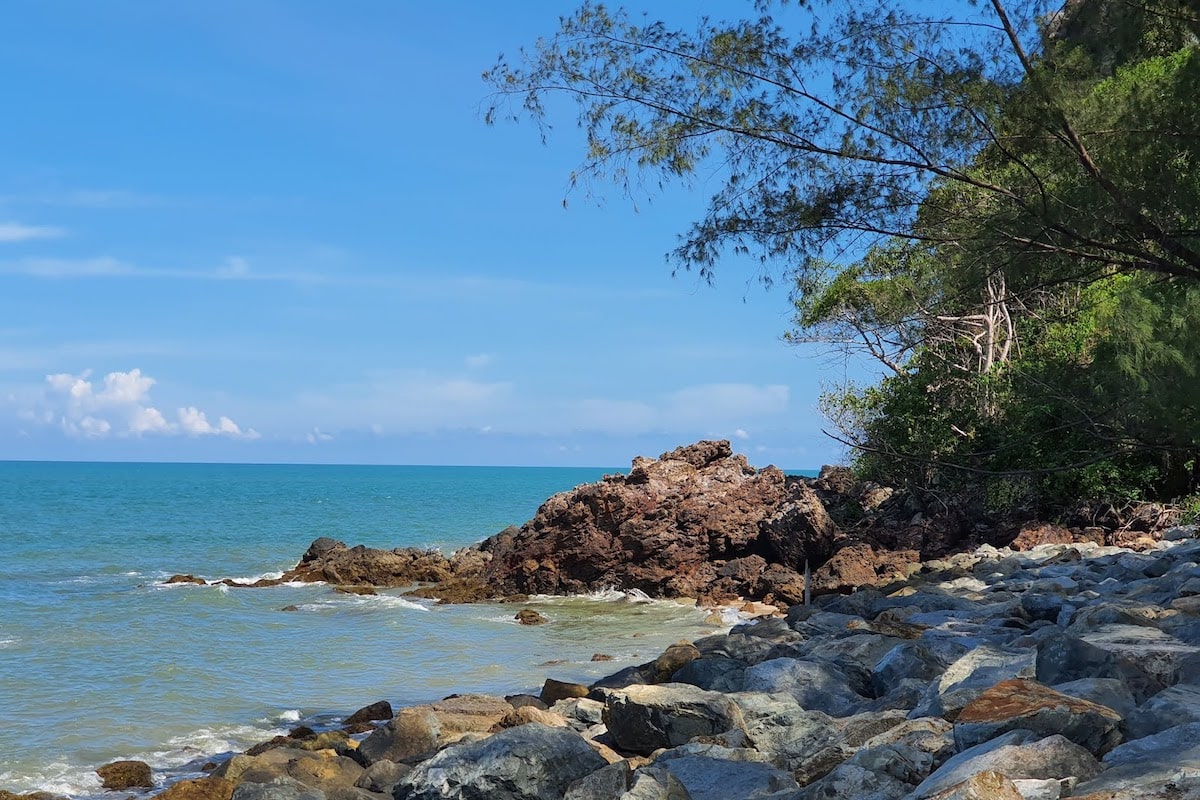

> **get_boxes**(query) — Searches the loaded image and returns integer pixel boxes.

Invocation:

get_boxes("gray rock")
[1035,631,1162,702]
[1126,682,1200,738]
[909,645,1035,720]
[358,707,441,765]
[730,692,846,779]
[1074,722,1200,796]
[872,643,946,697]
[1049,677,1138,719]
[394,723,606,800]
[603,684,746,754]
[231,777,326,800]
[1077,624,1200,688]
[355,761,410,794]
[670,656,748,693]
[904,732,1101,799]
[655,754,799,800]
[795,761,911,800]
[742,658,867,716]
[950,679,1122,755]
[565,762,694,800]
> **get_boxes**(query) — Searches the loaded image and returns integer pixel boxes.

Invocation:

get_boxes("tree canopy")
[486,0,1200,513]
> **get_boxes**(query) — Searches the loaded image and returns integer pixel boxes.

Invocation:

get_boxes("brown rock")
[333,586,376,596]
[955,679,1122,755]
[343,700,393,726]
[402,575,491,604]
[810,543,918,596]
[492,705,570,730]
[927,770,1023,800]
[284,538,455,587]
[165,574,206,585]
[515,608,548,625]
[472,441,839,600]
[1010,523,1076,550]
[96,760,153,790]
[591,653,614,662]
[426,694,512,741]
[154,778,234,800]
[540,678,589,705]
[653,641,702,682]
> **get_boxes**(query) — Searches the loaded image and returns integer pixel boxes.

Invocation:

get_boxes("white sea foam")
[217,570,285,585]
[277,709,302,723]
[0,637,19,648]
[0,761,103,798]
[296,594,429,613]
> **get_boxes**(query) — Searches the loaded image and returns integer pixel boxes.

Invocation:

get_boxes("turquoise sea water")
[0,462,729,797]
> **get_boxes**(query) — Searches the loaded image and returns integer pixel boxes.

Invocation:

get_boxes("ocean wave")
[0,761,103,799]
[294,593,429,613]
[215,570,285,585]
[0,637,19,648]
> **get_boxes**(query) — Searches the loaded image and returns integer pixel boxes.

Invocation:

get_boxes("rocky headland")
[20,441,1200,800]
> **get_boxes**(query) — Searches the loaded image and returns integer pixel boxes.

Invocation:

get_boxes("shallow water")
[0,462,720,797]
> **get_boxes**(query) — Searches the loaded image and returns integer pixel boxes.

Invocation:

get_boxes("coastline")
[14,531,1200,800]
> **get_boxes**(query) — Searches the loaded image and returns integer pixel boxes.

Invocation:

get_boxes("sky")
[0,0,866,469]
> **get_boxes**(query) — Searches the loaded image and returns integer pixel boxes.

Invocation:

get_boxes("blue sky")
[0,1,862,469]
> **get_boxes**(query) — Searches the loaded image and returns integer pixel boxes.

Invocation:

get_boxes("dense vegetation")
[486,0,1200,517]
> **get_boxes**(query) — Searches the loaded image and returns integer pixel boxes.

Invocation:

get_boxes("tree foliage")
[486,0,1200,510]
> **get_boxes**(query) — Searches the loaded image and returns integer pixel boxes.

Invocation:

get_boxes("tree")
[486,0,1200,507]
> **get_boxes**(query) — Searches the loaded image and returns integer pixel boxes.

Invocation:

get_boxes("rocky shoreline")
[11,442,1200,800]
[32,528,1200,800]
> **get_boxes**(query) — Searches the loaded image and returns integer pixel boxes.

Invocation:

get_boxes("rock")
[760,480,840,570]
[952,678,1122,755]
[730,692,845,778]
[654,642,702,682]
[1072,721,1200,795]
[394,723,606,800]
[156,778,236,800]
[166,574,207,585]
[285,753,364,792]
[1035,632,1162,702]
[471,441,838,600]
[1125,681,1200,738]
[541,678,589,705]
[591,654,614,662]
[741,657,867,717]
[911,646,1036,721]
[655,753,799,800]
[670,656,747,693]
[493,705,570,730]
[603,684,746,754]
[343,700,393,727]
[353,761,410,794]
[357,707,440,765]
[1010,524,1077,551]
[925,771,1023,800]
[1049,677,1138,720]
[229,777,324,800]
[96,760,154,790]
[564,762,691,800]
[873,642,947,698]
[284,540,454,587]
[907,732,1101,799]
[810,543,919,597]
[515,609,548,625]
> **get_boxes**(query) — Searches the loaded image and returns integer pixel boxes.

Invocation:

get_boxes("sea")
[0,461,754,797]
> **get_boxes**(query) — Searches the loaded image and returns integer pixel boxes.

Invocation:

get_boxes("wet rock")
[515,609,547,625]
[603,684,746,754]
[96,760,154,790]
[394,723,606,800]
[285,540,454,587]
[343,700,393,727]
[165,574,207,585]
[952,678,1122,755]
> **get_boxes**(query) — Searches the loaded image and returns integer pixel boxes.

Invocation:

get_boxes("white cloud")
[0,221,66,243]
[568,383,789,436]
[306,427,334,444]
[36,368,257,440]
[734,428,750,440]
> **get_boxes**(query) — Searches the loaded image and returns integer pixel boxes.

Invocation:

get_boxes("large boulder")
[393,723,606,800]
[473,442,840,599]
[96,760,153,790]
[603,684,746,754]
[283,539,454,587]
